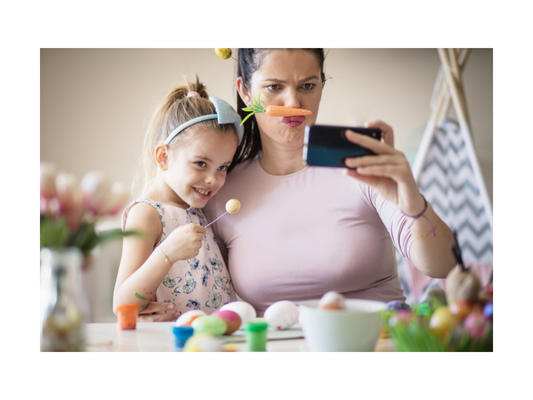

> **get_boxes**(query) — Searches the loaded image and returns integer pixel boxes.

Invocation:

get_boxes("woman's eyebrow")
[262,76,320,83]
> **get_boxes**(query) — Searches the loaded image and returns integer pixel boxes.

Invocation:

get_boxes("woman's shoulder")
[228,157,259,179]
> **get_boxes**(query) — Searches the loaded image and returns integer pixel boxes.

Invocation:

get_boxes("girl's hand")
[343,122,425,215]
[159,223,206,263]
[138,302,180,322]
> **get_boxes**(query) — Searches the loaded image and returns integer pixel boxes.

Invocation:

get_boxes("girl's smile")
[158,128,238,209]
[193,187,213,200]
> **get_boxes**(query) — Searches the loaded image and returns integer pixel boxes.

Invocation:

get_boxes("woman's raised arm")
[343,121,456,278]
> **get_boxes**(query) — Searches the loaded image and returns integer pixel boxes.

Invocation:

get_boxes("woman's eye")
[301,83,315,90]
[267,84,281,91]
[195,161,207,168]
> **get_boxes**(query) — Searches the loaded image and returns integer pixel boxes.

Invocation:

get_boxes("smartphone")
[303,125,382,168]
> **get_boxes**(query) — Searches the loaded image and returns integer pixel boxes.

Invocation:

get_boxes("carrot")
[240,89,312,125]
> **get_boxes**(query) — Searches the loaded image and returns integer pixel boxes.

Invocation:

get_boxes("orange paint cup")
[116,303,139,330]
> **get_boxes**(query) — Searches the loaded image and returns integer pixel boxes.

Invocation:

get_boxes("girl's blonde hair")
[133,75,237,197]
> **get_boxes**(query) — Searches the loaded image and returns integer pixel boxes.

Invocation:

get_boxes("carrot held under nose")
[241,88,312,125]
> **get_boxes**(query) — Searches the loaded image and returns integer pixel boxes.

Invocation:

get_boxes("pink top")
[122,198,236,316]
[203,158,413,315]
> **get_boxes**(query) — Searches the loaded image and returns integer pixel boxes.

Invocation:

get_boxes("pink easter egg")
[212,310,242,335]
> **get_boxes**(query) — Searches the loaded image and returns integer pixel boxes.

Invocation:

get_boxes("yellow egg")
[226,199,241,214]
[429,306,460,341]
[215,48,232,60]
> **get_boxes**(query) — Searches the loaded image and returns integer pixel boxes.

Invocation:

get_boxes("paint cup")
[173,326,194,350]
[244,321,268,351]
[116,303,139,330]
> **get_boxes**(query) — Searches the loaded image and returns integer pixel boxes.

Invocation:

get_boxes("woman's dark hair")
[229,48,326,171]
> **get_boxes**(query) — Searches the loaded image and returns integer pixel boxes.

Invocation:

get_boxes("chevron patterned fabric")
[397,118,493,304]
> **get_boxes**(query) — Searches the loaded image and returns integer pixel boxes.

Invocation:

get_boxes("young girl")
[113,76,242,320]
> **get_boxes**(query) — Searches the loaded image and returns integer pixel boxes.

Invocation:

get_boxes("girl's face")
[162,128,238,209]
[239,50,323,146]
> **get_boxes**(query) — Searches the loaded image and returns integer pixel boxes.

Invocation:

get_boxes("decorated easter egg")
[191,315,227,336]
[264,300,298,330]
[464,311,489,339]
[414,302,432,318]
[387,300,411,311]
[175,310,206,327]
[318,291,346,310]
[449,300,478,321]
[483,301,493,321]
[428,306,460,340]
[388,309,413,328]
[220,301,257,325]
[183,334,225,352]
[212,310,242,335]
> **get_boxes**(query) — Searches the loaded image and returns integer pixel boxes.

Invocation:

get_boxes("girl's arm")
[113,203,207,315]
[112,203,170,314]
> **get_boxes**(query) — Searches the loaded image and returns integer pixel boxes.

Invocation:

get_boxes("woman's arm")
[344,121,456,278]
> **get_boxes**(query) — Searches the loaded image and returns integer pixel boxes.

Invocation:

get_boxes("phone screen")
[303,125,381,168]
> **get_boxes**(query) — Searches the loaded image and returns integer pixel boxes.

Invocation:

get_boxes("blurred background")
[40,48,493,321]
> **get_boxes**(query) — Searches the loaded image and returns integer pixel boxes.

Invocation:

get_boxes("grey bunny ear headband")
[164,96,244,146]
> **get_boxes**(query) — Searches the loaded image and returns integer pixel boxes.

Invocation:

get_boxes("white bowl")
[298,299,387,352]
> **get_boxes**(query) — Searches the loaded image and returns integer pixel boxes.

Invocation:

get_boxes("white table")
[85,322,394,352]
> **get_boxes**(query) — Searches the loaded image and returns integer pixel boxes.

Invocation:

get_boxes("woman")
[140,48,456,320]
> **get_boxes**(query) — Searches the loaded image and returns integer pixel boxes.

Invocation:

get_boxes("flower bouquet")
[40,162,136,260]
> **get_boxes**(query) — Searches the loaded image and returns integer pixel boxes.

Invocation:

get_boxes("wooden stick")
[437,48,469,128]
[433,49,469,124]
[448,49,469,126]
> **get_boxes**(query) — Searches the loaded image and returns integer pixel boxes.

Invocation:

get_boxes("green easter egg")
[192,315,227,336]
[415,302,432,317]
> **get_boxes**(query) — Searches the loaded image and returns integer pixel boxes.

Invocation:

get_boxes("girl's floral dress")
[122,198,236,316]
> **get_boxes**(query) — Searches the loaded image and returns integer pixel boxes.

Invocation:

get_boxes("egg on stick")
[205,199,241,228]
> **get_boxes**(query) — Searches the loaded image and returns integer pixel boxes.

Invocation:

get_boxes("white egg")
[264,300,299,330]
[220,301,256,326]
[318,291,346,310]
[175,310,206,327]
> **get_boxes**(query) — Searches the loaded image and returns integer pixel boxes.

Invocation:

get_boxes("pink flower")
[80,171,112,215]
[40,162,58,199]
[98,182,129,216]
[55,172,78,214]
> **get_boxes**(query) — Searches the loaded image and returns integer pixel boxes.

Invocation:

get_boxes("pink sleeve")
[364,185,413,260]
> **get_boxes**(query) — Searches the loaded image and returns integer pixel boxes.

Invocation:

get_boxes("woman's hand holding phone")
[343,120,425,216]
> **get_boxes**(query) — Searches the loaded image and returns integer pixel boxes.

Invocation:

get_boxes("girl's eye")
[301,83,315,90]
[195,161,206,168]
[218,165,228,172]
[267,84,281,91]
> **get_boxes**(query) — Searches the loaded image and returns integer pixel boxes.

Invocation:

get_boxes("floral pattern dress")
[122,198,236,316]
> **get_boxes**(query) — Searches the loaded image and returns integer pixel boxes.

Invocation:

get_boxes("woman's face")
[240,50,323,146]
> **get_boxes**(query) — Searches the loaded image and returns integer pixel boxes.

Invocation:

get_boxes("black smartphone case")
[303,125,382,168]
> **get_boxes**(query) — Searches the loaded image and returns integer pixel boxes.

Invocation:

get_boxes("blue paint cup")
[173,326,194,350]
